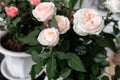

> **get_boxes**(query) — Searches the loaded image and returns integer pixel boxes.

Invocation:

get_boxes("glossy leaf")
[35,63,43,74]
[55,51,67,60]
[50,17,58,29]
[30,65,36,80]
[46,56,57,79]
[19,29,40,45]
[101,76,109,80]
[61,68,71,78]
[67,53,86,72]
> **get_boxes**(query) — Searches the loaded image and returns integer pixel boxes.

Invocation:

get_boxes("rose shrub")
[0,0,120,80]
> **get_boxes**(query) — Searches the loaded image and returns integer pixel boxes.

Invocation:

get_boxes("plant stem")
[49,47,53,57]
[105,11,110,26]
[79,0,83,8]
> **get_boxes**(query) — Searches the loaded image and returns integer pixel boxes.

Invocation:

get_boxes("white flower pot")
[0,31,43,80]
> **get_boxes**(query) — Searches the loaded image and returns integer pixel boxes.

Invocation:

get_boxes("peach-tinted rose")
[55,15,70,34]
[29,0,40,6]
[73,8,104,36]
[32,2,56,22]
[5,6,19,17]
[37,28,59,46]
[104,0,120,13]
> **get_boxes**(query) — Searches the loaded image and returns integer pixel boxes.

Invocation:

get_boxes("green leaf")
[5,0,11,4]
[101,76,109,80]
[67,53,86,72]
[12,17,21,26]
[50,17,58,29]
[34,63,43,74]
[19,29,40,45]
[30,65,36,80]
[75,46,87,55]
[55,51,67,60]
[0,25,5,30]
[77,72,85,80]
[91,64,99,75]
[46,56,57,80]
[67,0,78,10]
[31,51,41,63]
[39,51,51,59]
[93,35,117,52]
[26,46,42,54]
[55,40,69,52]
[79,0,83,8]
[112,66,120,80]
[113,26,120,35]
[93,36,109,47]
[61,68,71,78]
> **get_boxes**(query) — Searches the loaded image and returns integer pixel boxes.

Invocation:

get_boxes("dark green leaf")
[93,35,117,52]
[12,17,21,26]
[112,66,120,80]
[91,64,99,75]
[101,76,109,80]
[61,68,71,78]
[79,0,83,8]
[0,25,5,30]
[91,76,97,80]
[77,72,85,80]
[103,32,115,39]
[50,17,58,29]
[75,46,87,55]
[55,40,69,52]
[93,36,109,47]
[46,56,57,79]
[39,51,51,59]
[113,25,120,35]
[67,53,86,72]
[55,51,67,60]
[27,45,42,54]
[31,51,41,63]
[19,29,40,45]
[30,65,36,80]
[68,0,78,10]
[5,0,11,4]
[34,63,43,74]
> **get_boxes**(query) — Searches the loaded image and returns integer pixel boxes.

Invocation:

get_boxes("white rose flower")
[55,15,70,34]
[73,8,104,36]
[32,2,56,22]
[37,28,59,47]
[104,0,120,13]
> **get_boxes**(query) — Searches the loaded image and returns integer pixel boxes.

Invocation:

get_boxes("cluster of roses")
[32,2,105,47]
[2,0,40,18]
[2,0,120,47]
[0,0,40,17]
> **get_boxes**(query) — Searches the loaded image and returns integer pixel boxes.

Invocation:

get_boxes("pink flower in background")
[0,1,5,6]
[29,0,40,6]
[5,6,19,17]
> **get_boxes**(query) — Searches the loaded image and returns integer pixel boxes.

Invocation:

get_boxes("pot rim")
[0,31,31,57]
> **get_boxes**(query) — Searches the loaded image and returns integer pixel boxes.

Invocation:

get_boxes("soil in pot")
[1,33,29,52]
